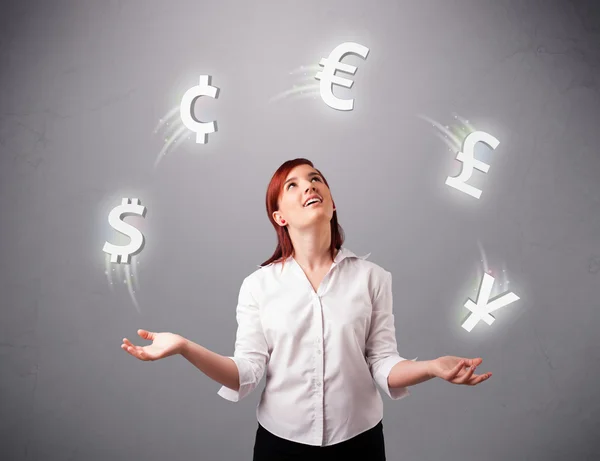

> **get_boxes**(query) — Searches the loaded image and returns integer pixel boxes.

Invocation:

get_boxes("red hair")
[260,158,345,267]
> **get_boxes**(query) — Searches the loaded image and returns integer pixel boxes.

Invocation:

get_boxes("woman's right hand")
[121,329,186,361]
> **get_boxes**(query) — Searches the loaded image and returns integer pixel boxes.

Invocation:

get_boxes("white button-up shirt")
[217,247,411,446]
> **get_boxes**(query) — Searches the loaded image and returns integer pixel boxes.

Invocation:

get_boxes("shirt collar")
[257,247,370,268]
[333,247,371,264]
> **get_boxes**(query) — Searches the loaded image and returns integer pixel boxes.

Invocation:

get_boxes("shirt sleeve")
[217,276,269,402]
[365,270,411,401]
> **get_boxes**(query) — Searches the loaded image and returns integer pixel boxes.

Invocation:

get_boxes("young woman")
[121,158,492,460]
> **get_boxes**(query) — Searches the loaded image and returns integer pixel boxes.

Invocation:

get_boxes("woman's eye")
[287,177,320,190]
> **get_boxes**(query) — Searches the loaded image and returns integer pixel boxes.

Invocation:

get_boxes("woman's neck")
[289,225,336,272]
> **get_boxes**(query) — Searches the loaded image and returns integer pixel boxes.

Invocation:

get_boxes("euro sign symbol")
[445,131,500,199]
[180,75,219,144]
[102,198,147,264]
[461,273,520,332]
[314,42,369,111]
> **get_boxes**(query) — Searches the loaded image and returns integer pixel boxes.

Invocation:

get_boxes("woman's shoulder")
[242,260,282,286]
[342,249,391,278]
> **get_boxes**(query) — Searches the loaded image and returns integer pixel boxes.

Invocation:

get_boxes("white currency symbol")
[180,75,219,144]
[314,42,369,111]
[461,273,520,332]
[102,198,147,264]
[445,131,500,199]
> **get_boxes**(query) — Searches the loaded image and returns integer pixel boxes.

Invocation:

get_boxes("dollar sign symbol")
[445,131,500,199]
[180,75,219,144]
[102,198,147,264]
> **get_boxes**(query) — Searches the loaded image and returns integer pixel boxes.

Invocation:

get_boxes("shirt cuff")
[376,355,411,401]
[217,356,256,402]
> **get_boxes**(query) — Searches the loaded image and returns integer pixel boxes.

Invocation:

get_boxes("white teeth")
[304,198,321,207]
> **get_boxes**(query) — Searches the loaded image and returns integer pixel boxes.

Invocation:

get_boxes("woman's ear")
[273,211,286,226]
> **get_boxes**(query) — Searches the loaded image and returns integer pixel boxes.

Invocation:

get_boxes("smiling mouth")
[303,197,323,207]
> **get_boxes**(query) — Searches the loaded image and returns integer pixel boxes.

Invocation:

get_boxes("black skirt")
[252,420,386,461]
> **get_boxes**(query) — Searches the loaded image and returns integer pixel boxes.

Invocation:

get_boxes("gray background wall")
[1,0,599,459]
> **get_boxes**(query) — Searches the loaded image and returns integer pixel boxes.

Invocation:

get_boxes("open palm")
[431,356,492,386]
[121,329,185,362]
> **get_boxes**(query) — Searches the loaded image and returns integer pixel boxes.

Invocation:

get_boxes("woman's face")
[273,164,336,231]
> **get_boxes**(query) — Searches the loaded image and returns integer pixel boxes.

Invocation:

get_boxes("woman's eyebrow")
[283,172,320,186]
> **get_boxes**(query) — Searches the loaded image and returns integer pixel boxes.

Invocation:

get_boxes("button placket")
[312,292,325,442]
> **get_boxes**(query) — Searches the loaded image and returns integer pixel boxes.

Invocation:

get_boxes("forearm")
[180,338,240,391]
[388,359,436,388]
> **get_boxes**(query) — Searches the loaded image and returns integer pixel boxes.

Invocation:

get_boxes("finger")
[121,343,138,356]
[137,329,154,341]
[122,338,135,347]
[121,343,148,361]
[471,372,492,385]
[463,357,483,368]
[446,360,466,380]
[121,343,138,358]
[458,364,477,384]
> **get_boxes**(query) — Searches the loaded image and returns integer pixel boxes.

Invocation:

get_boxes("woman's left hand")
[430,356,492,385]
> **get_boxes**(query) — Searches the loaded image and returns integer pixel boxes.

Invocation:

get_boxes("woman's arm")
[367,269,492,391]
[180,339,241,391]
[389,356,492,388]
[179,276,269,397]
[388,359,435,388]
[365,270,411,400]
[217,276,269,402]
